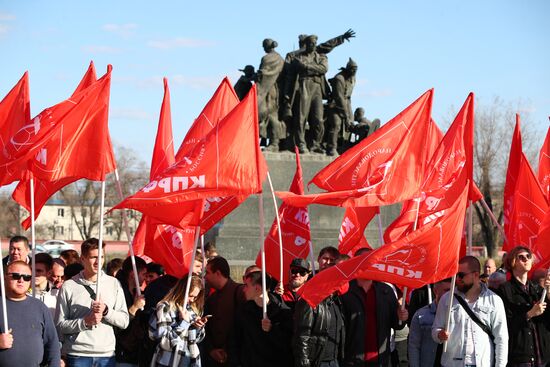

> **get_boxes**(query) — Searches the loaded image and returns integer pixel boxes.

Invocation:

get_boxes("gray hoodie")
[55,270,129,357]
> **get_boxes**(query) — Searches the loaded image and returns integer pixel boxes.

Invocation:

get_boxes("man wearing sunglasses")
[282,258,311,311]
[432,256,508,367]
[498,246,550,367]
[0,260,61,366]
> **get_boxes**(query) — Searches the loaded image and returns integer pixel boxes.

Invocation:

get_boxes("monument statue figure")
[347,107,381,148]
[234,65,255,100]
[326,58,357,156]
[257,39,285,152]
[283,35,328,154]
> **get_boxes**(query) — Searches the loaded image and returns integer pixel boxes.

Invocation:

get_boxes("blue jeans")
[67,355,116,367]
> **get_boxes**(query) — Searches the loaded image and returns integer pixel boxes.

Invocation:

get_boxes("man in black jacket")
[232,271,293,367]
[293,293,345,367]
[498,246,550,366]
[341,279,408,367]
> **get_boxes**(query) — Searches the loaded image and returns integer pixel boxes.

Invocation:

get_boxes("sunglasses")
[456,271,475,279]
[290,268,308,276]
[8,272,32,281]
[516,253,532,262]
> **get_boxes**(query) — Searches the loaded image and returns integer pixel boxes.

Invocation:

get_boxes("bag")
[454,294,495,342]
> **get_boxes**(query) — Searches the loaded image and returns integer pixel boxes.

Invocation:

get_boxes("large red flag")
[300,183,469,307]
[533,207,550,270]
[505,152,548,252]
[13,62,101,228]
[277,90,433,207]
[0,65,115,186]
[384,94,481,243]
[337,206,377,255]
[538,126,550,201]
[503,115,523,247]
[113,85,267,228]
[0,71,31,184]
[173,77,247,235]
[255,149,311,284]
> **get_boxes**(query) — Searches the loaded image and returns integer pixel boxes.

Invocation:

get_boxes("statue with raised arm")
[282,35,328,154]
[257,39,285,152]
[326,58,357,156]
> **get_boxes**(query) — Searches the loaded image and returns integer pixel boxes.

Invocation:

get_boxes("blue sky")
[1,0,549,164]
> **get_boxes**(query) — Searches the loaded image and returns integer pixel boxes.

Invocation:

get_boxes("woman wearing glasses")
[498,246,550,367]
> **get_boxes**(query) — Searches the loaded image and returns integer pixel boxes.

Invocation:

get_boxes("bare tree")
[0,191,21,237]
[447,96,543,256]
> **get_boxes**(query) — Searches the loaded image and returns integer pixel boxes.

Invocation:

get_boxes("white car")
[41,240,74,257]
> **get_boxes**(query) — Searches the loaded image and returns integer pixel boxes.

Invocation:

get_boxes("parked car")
[41,240,74,257]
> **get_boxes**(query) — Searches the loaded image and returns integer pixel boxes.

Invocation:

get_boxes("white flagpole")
[0,239,9,332]
[413,197,432,304]
[30,176,37,297]
[443,274,457,352]
[183,226,201,311]
[266,172,284,283]
[96,181,106,299]
[113,169,141,297]
[309,242,316,276]
[467,201,473,256]
[258,194,267,318]
[540,269,550,303]
[427,285,433,304]
[200,235,206,289]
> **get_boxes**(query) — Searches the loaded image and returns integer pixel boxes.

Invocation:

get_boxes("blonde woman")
[149,275,209,367]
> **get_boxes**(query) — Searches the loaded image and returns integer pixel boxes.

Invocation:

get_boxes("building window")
[81,208,87,217]
[56,226,64,235]
[58,208,64,217]
[106,227,114,236]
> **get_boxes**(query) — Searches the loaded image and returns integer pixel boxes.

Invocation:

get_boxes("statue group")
[234,29,381,156]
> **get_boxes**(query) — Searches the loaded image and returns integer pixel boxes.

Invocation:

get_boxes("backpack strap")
[454,294,494,341]
[81,284,97,300]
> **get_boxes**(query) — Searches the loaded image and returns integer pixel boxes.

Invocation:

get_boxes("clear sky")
[1,0,549,164]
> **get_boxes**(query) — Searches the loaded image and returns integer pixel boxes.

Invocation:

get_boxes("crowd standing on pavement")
[0,235,549,367]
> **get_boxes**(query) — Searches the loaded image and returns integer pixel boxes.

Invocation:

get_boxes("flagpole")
[376,214,384,246]
[443,274,457,352]
[113,169,142,297]
[266,172,284,283]
[258,194,267,318]
[467,201,473,256]
[478,199,507,244]
[413,197,432,304]
[309,243,316,276]
[30,175,37,297]
[200,235,206,289]
[183,226,201,311]
[0,239,9,332]
[96,181,106,299]
[540,269,550,303]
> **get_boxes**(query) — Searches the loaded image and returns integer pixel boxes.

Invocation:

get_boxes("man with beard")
[282,258,311,311]
[432,256,508,367]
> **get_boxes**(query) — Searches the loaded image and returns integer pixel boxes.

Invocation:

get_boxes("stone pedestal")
[209,151,401,260]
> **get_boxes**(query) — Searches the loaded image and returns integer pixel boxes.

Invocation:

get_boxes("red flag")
[0,71,31,184]
[300,183,469,307]
[533,207,550,270]
[13,62,100,229]
[0,65,115,186]
[384,94,481,242]
[337,207,377,255]
[255,149,312,284]
[113,85,267,228]
[538,126,550,201]
[505,152,548,252]
[503,115,523,245]
[278,90,434,207]
[384,119,443,243]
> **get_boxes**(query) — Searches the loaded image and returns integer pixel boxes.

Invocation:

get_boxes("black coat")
[498,277,550,364]
[232,293,294,367]
[341,281,404,367]
[293,295,346,367]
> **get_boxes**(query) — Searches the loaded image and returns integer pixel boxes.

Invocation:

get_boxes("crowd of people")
[0,235,549,367]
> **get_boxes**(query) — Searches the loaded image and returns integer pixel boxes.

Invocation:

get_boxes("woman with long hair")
[149,275,209,367]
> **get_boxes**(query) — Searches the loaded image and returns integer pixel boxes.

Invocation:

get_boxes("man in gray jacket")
[55,238,129,366]
[432,256,508,367]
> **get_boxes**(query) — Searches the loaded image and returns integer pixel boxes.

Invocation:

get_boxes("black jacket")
[498,277,550,364]
[232,293,294,367]
[341,281,404,367]
[293,295,345,367]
